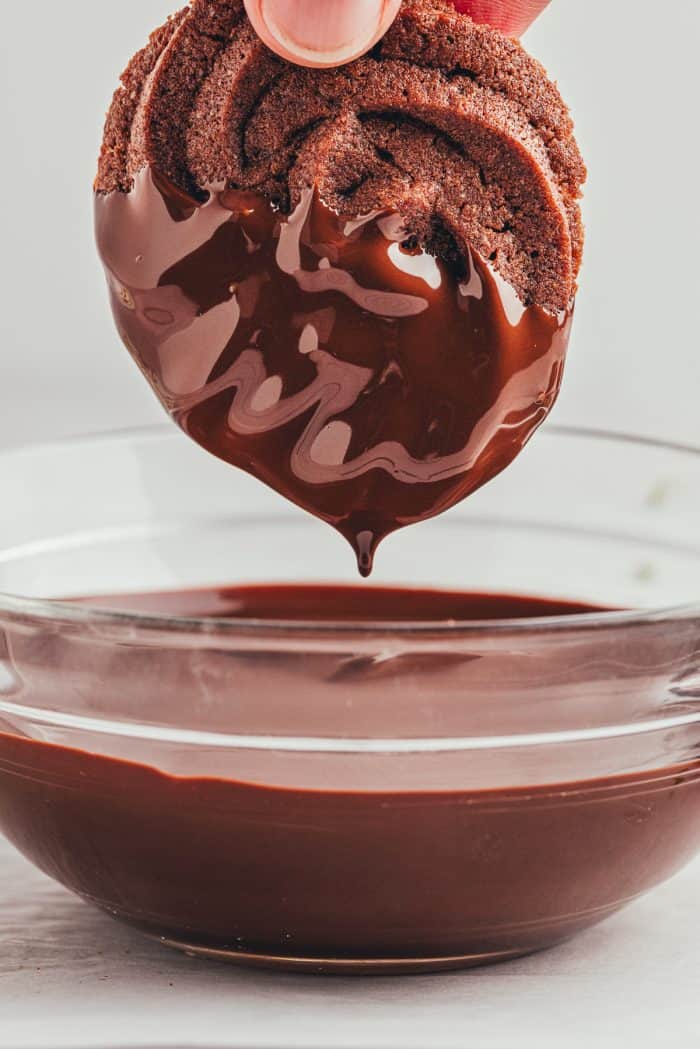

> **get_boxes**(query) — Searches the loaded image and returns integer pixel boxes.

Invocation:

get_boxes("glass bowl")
[0,425,698,974]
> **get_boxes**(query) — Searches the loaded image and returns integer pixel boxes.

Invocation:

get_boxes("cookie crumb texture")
[97,0,585,313]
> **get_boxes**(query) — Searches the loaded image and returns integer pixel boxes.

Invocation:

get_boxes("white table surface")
[2,834,698,1049]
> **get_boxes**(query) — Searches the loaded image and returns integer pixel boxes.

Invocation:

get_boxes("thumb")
[243,0,402,68]
[448,1,551,36]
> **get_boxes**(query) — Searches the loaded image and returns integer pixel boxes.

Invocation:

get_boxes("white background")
[0,0,698,449]
[1,3,699,1047]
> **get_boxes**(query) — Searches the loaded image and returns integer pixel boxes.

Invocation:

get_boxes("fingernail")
[244,0,402,68]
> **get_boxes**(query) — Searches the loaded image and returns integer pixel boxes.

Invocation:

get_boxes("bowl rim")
[0,422,698,639]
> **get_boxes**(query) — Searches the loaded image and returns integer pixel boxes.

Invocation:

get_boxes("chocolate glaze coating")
[95,172,571,573]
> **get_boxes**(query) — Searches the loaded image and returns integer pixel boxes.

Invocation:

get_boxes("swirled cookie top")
[97,0,585,312]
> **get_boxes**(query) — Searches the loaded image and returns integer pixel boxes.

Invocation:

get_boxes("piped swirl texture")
[97,0,584,313]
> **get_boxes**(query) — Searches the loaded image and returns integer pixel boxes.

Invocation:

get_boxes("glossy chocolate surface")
[96,171,571,574]
[73,582,597,621]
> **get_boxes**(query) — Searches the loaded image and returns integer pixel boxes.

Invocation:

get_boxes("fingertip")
[244,0,402,68]
[449,0,551,37]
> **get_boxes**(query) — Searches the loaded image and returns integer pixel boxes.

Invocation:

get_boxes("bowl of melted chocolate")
[0,426,698,973]
[1,0,698,976]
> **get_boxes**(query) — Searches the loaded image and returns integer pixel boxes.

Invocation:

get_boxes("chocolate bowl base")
[4,727,700,979]
[153,936,542,975]
[121,879,631,975]
[121,890,630,975]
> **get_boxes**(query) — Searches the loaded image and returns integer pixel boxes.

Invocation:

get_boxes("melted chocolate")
[74,583,599,621]
[95,170,572,575]
[1,586,699,972]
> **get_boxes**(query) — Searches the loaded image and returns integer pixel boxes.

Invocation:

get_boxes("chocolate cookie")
[97,0,584,313]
